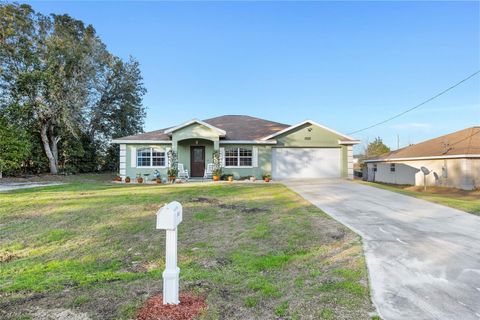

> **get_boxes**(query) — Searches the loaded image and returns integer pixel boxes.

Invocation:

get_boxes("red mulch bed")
[136,293,207,320]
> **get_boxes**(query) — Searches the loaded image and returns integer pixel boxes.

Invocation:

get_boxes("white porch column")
[347,145,354,179]
[119,144,126,179]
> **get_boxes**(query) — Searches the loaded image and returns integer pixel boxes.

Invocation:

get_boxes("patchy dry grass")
[1,176,376,319]
[358,181,480,216]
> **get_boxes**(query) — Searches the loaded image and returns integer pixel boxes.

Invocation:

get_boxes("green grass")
[275,300,289,317]
[358,181,480,215]
[0,176,375,319]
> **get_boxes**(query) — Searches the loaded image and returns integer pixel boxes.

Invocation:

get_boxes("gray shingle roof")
[116,115,290,141]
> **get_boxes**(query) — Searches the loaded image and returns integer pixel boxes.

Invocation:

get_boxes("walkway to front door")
[190,146,205,177]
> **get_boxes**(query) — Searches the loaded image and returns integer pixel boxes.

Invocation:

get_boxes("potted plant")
[125,176,131,183]
[227,174,234,182]
[212,150,223,182]
[167,168,177,183]
[212,168,222,181]
[113,174,122,182]
[262,173,271,182]
[155,177,162,184]
[167,150,178,183]
[136,173,143,184]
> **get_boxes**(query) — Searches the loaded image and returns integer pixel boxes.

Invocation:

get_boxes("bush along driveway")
[0,180,377,320]
[285,179,480,320]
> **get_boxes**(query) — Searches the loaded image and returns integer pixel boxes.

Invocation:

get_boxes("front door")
[190,146,205,177]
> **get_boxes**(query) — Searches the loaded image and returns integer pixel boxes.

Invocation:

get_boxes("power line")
[348,70,480,135]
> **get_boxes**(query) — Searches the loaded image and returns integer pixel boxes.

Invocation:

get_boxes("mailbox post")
[156,201,183,305]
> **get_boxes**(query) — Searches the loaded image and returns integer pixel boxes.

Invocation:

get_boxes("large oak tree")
[0,3,146,175]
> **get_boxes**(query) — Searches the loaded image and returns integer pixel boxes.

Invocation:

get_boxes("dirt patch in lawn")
[191,197,268,213]
[402,185,480,199]
[29,307,91,320]
[191,197,219,204]
[218,203,268,213]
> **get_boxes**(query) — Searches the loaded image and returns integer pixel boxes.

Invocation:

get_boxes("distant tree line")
[0,3,146,176]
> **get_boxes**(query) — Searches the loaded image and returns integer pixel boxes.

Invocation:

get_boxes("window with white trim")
[137,148,166,167]
[225,147,252,167]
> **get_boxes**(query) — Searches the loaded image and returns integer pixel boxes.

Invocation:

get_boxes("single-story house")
[364,126,480,190]
[112,115,360,180]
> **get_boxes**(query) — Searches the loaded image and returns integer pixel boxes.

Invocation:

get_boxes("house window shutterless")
[390,163,396,172]
[137,148,166,167]
[225,147,253,167]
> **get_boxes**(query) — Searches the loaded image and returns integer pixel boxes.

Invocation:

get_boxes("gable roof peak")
[163,118,226,136]
[261,119,358,142]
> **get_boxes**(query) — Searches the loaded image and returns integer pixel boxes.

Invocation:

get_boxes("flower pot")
[125,178,131,183]
[227,176,234,182]
[156,178,162,184]
[213,175,220,181]
[168,176,176,183]
[114,176,122,182]
[264,178,270,182]
[137,178,143,184]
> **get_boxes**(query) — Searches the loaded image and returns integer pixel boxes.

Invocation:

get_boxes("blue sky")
[28,1,479,153]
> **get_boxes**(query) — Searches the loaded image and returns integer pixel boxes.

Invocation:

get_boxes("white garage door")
[272,148,341,179]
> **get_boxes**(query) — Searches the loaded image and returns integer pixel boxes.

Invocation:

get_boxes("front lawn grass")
[358,181,480,215]
[1,177,376,319]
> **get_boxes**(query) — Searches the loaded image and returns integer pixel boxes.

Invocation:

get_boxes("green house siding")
[221,144,271,179]
[125,144,170,180]
[120,122,354,181]
[276,123,342,147]
[123,143,269,180]
[172,123,220,151]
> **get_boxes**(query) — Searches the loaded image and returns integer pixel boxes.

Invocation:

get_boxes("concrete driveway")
[284,179,480,320]
[0,182,63,192]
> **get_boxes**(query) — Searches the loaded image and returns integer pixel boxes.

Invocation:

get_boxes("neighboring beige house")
[364,127,480,190]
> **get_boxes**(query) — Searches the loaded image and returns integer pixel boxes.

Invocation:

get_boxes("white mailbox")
[156,201,183,305]
[156,201,182,230]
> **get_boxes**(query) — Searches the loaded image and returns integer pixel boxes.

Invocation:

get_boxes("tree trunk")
[40,122,58,174]
[49,125,59,168]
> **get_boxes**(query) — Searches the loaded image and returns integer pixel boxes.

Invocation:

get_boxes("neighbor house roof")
[365,126,480,162]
